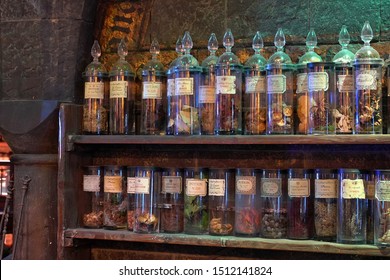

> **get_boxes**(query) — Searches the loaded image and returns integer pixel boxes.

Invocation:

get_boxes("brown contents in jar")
[235,208,260,235]
[314,200,337,237]
[378,208,390,243]
[135,212,158,233]
[261,208,287,238]
[127,210,134,230]
[209,218,233,235]
[83,211,103,228]
[161,205,184,233]
[104,201,127,228]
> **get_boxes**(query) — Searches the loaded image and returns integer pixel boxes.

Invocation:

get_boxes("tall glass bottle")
[296,29,322,134]
[141,38,167,135]
[109,39,136,135]
[82,166,104,228]
[199,33,218,135]
[215,29,243,135]
[243,31,267,135]
[82,40,109,135]
[174,32,202,135]
[354,21,384,134]
[333,26,355,134]
[374,170,390,247]
[266,28,294,134]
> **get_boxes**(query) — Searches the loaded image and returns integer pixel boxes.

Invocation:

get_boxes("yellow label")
[342,179,365,199]
[85,82,104,99]
[104,176,122,193]
[110,81,127,98]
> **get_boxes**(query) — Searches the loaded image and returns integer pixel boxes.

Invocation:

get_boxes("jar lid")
[307,62,335,69]
[353,58,384,66]
[266,63,295,71]
[216,63,243,70]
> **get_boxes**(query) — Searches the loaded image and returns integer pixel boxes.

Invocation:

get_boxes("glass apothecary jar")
[82,166,103,228]
[109,39,136,135]
[141,39,167,135]
[215,29,243,135]
[184,168,208,234]
[307,62,336,134]
[235,168,261,237]
[134,167,161,234]
[103,166,127,229]
[287,169,314,240]
[374,170,390,247]
[243,31,267,135]
[260,169,287,239]
[314,169,338,241]
[160,168,184,233]
[362,170,375,244]
[337,169,367,244]
[208,168,235,236]
[126,167,136,231]
[82,40,109,135]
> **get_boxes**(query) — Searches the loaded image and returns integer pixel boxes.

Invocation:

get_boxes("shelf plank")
[64,228,390,257]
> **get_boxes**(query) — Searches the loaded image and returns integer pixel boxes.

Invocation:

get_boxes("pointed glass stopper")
[118,38,128,60]
[150,38,160,60]
[223,28,234,52]
[175,36,184,55]
[298,28,322,64]
[182,31,193,55]
[268,28,292,65]
[354,21,381,60]
[110,38,134,76]
[339,25,350,49]
[85,40,106,76]
[332,25,354,64]
[252,31,264,54]
[274,28,285,51]
[361,21,373,46]
[143,38,165,75]
[306,28,317,51]
[208,33,218,55]
[91,40,101,62]
[244,31,266,68]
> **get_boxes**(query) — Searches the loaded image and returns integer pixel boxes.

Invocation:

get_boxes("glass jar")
[126,167,136,231]
[103,166,126,229]
[374,170,390,247]
[184,168,208,234]
[109,39,136,135]
[160,168,184,233]
[260,169,287,239]
[295,64,309,134]
[388,65,390,134]
[337,169,367,244]
[362,170,376,244]
[287,169,314,240]
[334,65,354,134]
[307,62,336,134]
[208,168,235,236]
[82,40,109,135]
[134,167,161,233]
[235,168,261,237]
[82,166,103,228]
[314,169,338,241]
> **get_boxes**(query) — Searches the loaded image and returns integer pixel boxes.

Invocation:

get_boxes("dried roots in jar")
[314,200,337,237]
[209,218,233,235]
[83,210,103,228]
[104,200,127,228]
[135,211,158,233]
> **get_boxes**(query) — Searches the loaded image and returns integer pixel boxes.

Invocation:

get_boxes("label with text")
[216,76,236,94]
[267,75,286,94]
[175,78,193,95]
[288,179,310,197]
[236,176,256,195]
[199,86,216,103]
[142,82,162,99]
[245,76,266,94]
[104,176,122,193]
[83,175,100,192]
[85,82,104,99]
[127,177,136,194]
[110,80,127,98]
[308,72,329,91]
[209,179,226,196]
[342,179,365,199]
[186,179,207,196]
[376,181,390,201]
[337,74,354,92]
[315,179,337,198]
[135,177,150,194]
[162,176,182,194]
[261,178,282,197]
[355,70,377,90]
[167,78,175,96]
[296,73,308,94]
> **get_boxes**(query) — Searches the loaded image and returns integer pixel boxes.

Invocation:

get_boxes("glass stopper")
[91,40,101,62]
[361,21,373,46]
[175,36,184,55]
[339,25,350,49]
[252,31,264,54]
[182,31,193,55]
[223,28,234,52]
[274,28,286,51]
[208,33,218,55]
[306,28,317,51]
[118,38,128,60]
[150,38,160,59]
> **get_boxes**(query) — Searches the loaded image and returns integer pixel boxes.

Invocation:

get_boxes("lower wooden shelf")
[64,228,390,257]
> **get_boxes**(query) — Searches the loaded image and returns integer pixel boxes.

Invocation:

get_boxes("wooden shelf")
[64,228,390,257]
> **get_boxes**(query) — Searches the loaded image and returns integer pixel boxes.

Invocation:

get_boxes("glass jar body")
[335,65,354,134]
[82,166,104,228]
[374,170,390,247]
[199,67,216,135]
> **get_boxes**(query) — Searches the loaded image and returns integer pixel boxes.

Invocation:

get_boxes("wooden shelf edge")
[64,228,390,257]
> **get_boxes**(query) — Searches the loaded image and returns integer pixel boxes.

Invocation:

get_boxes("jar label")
[315,179,337,198]
[162,176,182,194]
[199,86,215,103]
[175,78,193,95]
[85,82,104,99]
[209,179,225,196]
[288,179,310,197]
[356,70,377,90]
[216,76,236,94]
[83,175,100,192]
[135,177,150,194]
[110,80,127,98]
[261,178,281,197]
[104,176,122,193]
[245,76,266,94]
[267,74,286,94]
[376,181,390,201]
[236,176,256,195]
[308,72,329,91]
[296,73,308,94]
[167,78,175,96]
[127,177,136,194]
[142,82,162,99]
[342,179,365,199]
[366,182,375,200]
[186,179,207,196]
[337,74,354,92]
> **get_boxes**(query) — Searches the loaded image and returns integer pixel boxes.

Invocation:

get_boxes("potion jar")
[362,170,376,244]
[337,169,367,244]
[296,28,322,134]
[141,38,167,135]
[82,166,104,228]
[126,167,136,231]
[314,169,338,241]
[287,169,314,240]
[82,40,109,135]
[354,21,384,134]
[374,170,390,247]
[235,168,261,237]
[208,168,235,236]
[134,167,161,234]
[160,168,184,233]
[199,33,218,135]
[333,25,355,134]
[173,31,202,135]
[243,31,267,135]
[215,28,243,135]
[103,166,127,230]
[307,62,336,134]
[260,169,288,239]
[184,168,208,234]
[109,39,136,135]
[266,28,294,134]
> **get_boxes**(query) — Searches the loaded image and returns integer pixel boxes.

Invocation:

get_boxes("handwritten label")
[342,179,365,199]
[296,73,308,94]
[127,177,136,194]
[356,70,377,90]
[167,78,175,96]
[135,177,150,194]
[85,82,104,99]
[110,81,127,98]
[366,182,375,200]
[245,76,266,94]
[104,176,122,193]
[175,78,193,95]
[236,176,256,195]
[376,181,390,201]
[142,82,162,99]
[308,72,329,91]
[209,179,225,196]
[337,75,354,92]
[216,76,236,94]
[162,176,182,194]
[83,175,100,192]
[267,75,286,94]
[186,179,207,196]
[199,86,215,103]
[288,179,310,197]
[315,179,337,198]
[261,178,281,197]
